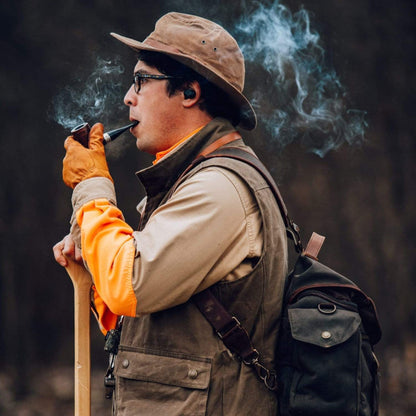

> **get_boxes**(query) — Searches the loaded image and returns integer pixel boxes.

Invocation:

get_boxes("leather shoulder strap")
[193,289,279,391]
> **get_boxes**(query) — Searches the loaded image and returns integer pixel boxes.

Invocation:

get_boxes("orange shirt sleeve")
[76,198,137,325]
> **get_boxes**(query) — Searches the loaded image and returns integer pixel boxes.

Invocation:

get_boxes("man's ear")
[182,81,201,108]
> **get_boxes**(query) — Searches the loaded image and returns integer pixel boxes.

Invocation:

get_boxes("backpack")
[192,146,382,416]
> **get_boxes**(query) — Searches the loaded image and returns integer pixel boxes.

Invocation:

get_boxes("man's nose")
[124,84,136,106]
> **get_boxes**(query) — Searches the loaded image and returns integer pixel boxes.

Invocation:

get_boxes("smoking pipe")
[71,121,138,147]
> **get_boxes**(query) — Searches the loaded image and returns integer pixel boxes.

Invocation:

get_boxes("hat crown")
[146,13,245,92]
[110,12,256,130]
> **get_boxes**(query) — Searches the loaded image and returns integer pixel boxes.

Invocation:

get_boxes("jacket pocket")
[114,349,211,416]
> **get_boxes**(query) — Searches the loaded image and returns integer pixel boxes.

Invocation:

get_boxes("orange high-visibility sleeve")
[76,199,137,319]
[91,285,119,335]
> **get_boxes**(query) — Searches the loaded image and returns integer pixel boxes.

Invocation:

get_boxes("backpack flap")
[288,307,362,349]
[287,254,382,346]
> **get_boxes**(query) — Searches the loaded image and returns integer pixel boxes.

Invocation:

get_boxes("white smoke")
[233,0,367,156]
[49,1,367,157]
[48,56,126,130]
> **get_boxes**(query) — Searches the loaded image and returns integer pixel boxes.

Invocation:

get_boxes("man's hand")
[53,234,83,267]
[63,123,113,189]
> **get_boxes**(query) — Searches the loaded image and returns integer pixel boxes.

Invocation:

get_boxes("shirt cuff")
[72,177,117,213]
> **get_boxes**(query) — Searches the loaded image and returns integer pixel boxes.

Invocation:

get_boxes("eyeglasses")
[132,73,179,94]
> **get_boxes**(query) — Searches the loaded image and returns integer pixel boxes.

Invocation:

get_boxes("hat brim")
[111,32,256,130]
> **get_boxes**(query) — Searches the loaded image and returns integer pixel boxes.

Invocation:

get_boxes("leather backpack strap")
[193,290,257,361]
[193,289,278,391]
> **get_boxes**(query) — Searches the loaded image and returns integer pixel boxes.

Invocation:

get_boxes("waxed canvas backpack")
[192,145,382,416]
[275,234,381,416]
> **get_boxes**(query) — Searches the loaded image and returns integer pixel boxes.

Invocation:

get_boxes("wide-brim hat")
[111,12,256,130]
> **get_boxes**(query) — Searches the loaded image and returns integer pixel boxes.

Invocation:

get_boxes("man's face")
[124,60,185,154]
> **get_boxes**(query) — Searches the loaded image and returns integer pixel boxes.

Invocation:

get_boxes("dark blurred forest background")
[1,0,415,414]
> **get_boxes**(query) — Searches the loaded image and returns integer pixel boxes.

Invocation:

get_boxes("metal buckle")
[243,349,259,366]
[217,317,241,340]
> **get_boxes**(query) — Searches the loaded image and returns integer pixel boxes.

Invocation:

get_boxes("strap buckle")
[242,348,260,365]
[216,316,242,340]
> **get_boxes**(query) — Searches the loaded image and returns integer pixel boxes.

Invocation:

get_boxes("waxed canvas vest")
[113,118,288,416]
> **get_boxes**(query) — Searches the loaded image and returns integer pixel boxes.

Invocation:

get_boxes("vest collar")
[136,117,237,197]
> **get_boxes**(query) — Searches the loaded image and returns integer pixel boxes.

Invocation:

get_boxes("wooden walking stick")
[65,257,92,416]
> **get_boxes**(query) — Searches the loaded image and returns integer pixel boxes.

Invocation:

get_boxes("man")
[53,12,288,416]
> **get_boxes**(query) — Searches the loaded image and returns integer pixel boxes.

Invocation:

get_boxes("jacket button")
[122,359,129,368]
[188,369,198,379]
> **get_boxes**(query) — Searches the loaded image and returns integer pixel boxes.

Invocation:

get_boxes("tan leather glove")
[63,123,113,189]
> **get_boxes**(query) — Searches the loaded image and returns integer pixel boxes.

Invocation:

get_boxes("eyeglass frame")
[132,73,182,94]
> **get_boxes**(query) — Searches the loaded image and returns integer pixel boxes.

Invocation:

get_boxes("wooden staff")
[65,258,92,416]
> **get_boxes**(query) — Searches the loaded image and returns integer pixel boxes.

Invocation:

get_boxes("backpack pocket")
[278,294,376,416]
